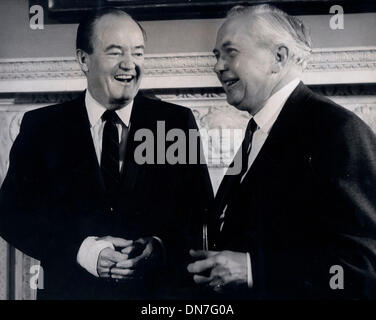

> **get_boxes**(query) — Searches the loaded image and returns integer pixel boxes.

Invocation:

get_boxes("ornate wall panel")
[0,104,44,300]
[0,237,9,300]
[0,48,375,299]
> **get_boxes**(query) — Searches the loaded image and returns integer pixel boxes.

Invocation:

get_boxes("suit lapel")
[240,82,312,184]
[215,83,312,239]
[119,95,149,193]
[64,94,154,209]
[66,93,105,195]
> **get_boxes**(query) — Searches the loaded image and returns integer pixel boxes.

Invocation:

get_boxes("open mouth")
[114,74,135,83]
[223,79,239,88]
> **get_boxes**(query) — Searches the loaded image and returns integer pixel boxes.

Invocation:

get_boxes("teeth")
[114,75,134,81]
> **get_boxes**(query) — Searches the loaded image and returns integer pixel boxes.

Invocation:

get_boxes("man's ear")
[76,49,89,73]
[271,44,289,74]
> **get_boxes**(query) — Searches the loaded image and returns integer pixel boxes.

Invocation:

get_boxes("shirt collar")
[85,90,133,127]
[253,78,300,134]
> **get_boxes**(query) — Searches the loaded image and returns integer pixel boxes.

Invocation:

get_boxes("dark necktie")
[239,117,258,177]
[101,110,121,202]
[210,117,258,248]
[216,117,258,203]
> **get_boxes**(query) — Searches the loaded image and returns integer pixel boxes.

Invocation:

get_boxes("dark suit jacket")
[211,83,376,299]
[0,92,213,300]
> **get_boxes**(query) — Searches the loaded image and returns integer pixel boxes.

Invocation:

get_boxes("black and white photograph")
[0,0,376,307]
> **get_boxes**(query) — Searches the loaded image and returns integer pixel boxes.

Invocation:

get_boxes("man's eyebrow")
[212,41,234,55]
[104,45,123,51]
[104,44,145,51]
[222,41,233,48]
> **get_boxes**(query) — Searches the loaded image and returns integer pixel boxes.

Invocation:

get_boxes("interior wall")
[0,0,375,59]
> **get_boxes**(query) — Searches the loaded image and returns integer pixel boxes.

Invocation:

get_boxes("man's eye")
[108,51,121,56]
[227,49,238,56]
[133,52,144,57]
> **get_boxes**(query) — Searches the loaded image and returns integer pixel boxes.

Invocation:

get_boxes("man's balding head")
[76,8,147,55]
[226,5,312,68]
[214,4,310,114]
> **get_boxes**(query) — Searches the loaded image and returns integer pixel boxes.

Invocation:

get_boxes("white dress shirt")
[241,78,301,182]
[77,90,133,277]
[218,78,301,288]
[85,89,133,172]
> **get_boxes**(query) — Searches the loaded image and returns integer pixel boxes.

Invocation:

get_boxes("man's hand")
[96,236,133,278]
[187,250,248,293]
[110,237,164,280]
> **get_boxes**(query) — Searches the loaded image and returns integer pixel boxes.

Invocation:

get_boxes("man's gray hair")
[227,5,312,67]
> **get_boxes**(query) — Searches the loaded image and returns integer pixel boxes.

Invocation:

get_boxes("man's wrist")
[77,236,114,277]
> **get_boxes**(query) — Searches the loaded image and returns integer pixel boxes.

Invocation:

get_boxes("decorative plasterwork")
[0,47,375,93]
[307,47,376,71]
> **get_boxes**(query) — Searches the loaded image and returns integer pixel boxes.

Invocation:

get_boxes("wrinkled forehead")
[215,16,257,48]
[92,14,144,47]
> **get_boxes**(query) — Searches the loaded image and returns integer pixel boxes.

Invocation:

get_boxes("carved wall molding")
[307,47,376,71]
[0,48,375,79]
[0,47,375,93]
[1,83,375,108]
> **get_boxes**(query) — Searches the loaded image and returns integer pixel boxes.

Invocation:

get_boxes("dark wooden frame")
[30,0,376,23]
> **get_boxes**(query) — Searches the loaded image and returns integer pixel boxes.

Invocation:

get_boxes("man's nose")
[119,54,135,70]
[214,57,227,75]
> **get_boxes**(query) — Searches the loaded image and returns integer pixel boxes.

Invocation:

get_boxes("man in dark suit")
[0,8,211,299]
[188,4,376,299]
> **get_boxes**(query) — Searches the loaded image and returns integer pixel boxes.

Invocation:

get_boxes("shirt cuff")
[246,252,254,288]
[76,236,114,277]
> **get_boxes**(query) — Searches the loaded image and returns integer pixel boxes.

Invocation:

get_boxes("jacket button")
[110,207,114,212]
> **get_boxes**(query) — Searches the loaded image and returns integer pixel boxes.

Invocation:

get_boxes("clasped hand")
[97,236,163,280]
[187,250,248,293]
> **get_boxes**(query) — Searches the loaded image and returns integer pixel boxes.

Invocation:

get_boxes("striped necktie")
[101,110,121,203]
[210,117,258,248]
